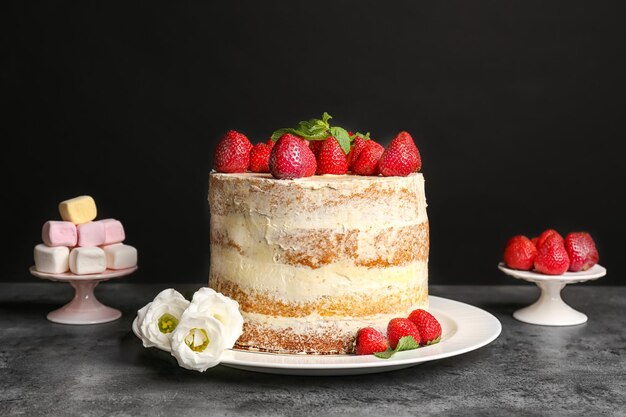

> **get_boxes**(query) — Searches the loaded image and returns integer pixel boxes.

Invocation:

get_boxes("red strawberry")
[536,229,563,249]
[531,237,539,247]
[379,131,422,177]
[267,138,275,147]
[308,140,324,157]
[407,309,442,345]
[268,134,317,179]
[534,234,570,275]
[213,130,253,173]
[378,132,422,177]
[249,142,272,173]
[354,327,389,355]
[387,318,421,349]
[565,232,599,272]
[346,136,368,169]
[503,235,538,270]
[316,137,348,175]
[352,140,384,176]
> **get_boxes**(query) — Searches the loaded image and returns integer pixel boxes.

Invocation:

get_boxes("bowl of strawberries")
[498,229,606,326]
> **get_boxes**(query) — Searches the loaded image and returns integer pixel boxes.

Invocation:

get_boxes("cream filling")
[213,201,427,231]
[212,214,427,263]
[242,302,430,336]
[210,244,428,302]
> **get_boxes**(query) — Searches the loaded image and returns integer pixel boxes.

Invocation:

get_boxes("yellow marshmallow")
[58,196,97,225]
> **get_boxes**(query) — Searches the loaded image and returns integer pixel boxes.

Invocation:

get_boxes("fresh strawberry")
[352,140,384,176]
[378,132,422,177]
[535,229,563,249]
[213,130,253,173]
[407,309,442,345]
[565,232,599,272]
[531,237,539,247]
[503,235,538,270]
[249,142,272,173]
[534,234,570,275]
[316,137,348,175]
[346,136,368,169]
[268,134,317,179]
[308,140,324,157]
[379,131,422,176]
[267,138,275,147]
[391,131,419,153]
[354,327,389,355]
[387,318,421,349]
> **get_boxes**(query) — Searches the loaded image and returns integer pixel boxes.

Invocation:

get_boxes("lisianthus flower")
[185,287,244,348]
[137,289,190,351]
[170,310,226,372]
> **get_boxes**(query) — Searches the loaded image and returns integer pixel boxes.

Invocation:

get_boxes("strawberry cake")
[208,113,429,354]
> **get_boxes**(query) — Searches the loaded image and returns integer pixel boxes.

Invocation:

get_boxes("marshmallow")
[58,196,97,225]
[99,219,126,245]
[103,244,137,269]
[77,222,106,247]
[69,247,106,275]
[34,244,70,274]
[42,221,77,247]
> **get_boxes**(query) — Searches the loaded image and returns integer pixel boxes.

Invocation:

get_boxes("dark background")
[4,1,624,285]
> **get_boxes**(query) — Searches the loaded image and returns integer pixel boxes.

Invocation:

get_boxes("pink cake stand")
[29,265,138,325]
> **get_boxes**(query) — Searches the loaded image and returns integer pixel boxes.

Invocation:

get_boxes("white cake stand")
[29,265,138,325]
[498,263,606,326]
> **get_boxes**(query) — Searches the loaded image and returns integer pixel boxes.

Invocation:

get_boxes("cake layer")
[211,216,429,269]
[234,297,429,355]
[209,173,427,228]
[211,268,428,316]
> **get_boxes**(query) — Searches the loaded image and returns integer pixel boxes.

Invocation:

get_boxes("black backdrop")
[4,1,624,285]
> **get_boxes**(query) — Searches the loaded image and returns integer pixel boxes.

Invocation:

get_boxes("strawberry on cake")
[208,113,429,354]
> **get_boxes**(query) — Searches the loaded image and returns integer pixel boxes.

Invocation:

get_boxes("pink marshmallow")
[42,221,77,247]
[98,219,126,245]
[77,221,106,247]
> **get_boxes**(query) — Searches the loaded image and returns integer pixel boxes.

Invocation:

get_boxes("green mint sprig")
[374,336,420,359]
[270,112,332,142]
[350,132,371,140]
[270,112,357,155]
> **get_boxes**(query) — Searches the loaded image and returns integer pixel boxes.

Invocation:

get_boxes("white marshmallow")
[69,247,106,275]
[34,244,70,274]
[103,244,137,270]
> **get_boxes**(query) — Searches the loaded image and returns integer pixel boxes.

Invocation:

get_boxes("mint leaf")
[395,335,420,352]
[271,112,333,141]
[373,336,420,359]
[373,349,395,359]
[270,128,307,141]
[329,126,351,154]
[350,131,371,141]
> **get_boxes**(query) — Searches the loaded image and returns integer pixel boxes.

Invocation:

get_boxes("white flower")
[185,287,244,348]
[137,289,190,352]
[170,310,226,372]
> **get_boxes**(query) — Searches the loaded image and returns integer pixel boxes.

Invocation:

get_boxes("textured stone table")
[1,283,624,417]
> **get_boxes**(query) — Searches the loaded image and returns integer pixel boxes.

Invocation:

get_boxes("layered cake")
[208,172,429,354]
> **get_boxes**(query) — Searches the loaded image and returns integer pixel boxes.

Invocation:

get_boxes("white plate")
[132,295,501,376]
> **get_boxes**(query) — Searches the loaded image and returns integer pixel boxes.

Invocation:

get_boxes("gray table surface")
[0,282,624,417]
